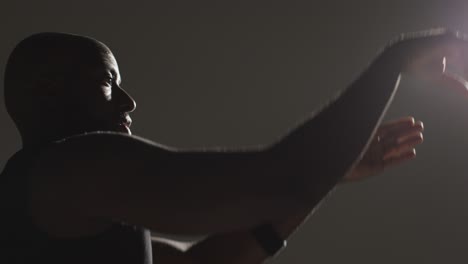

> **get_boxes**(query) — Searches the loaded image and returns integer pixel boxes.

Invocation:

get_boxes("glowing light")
[442,56,468,92]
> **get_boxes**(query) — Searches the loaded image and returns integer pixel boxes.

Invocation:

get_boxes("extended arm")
[268,46,405,205]
[145,29,459,263]
[30,33,442,237]
[160,32,455,264]
[29,44,406,237]
[150,116,425,264]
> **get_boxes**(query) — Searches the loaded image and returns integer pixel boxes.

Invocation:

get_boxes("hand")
[342,116,424,183]
[391,28,468,94]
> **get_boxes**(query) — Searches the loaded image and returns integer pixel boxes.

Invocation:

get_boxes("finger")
[382,131,424,156]
[397,130,424,145]
[383,132,423,160]
[381,117,424,134]
[379,116,415,130]
[415,120,424,132]
[389,123,424,141]
[378,120,423,142]
[383,149,417,169]
[394,127,424,145]
[378,117,416,137]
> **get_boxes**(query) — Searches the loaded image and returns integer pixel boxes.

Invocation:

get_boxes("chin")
[115,124,132,135]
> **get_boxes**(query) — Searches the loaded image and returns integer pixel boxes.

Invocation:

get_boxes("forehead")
[94,50,119,75]
[75,47,120,80]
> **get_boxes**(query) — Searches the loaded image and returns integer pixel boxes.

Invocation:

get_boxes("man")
[0,30,462,263]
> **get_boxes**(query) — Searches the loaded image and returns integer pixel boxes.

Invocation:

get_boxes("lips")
[109,114,132,134]
[118,115,132,128]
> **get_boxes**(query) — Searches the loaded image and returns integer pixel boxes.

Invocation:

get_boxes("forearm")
[271,44,408,206]
[182,47,408,263]
[155,48,404,233]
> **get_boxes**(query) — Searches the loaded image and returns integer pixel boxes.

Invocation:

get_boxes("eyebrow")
[101,68,122,84]
[91,62,121,85]
[109,68,122,85]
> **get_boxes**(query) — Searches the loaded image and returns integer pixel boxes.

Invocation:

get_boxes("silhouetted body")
[2,29,457,263]
[0,146,152,263]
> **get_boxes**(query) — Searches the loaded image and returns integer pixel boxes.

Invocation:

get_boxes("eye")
[103,76,114,86]
[104,77,114,86]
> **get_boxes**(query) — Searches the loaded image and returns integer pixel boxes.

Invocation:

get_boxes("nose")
[115,85,136,113]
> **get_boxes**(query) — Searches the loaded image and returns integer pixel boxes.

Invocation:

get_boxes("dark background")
[2,1,468,263]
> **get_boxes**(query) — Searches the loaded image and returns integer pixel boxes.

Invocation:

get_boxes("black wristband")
[250,223,287,257]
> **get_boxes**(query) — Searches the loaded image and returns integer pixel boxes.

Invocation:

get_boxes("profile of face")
[64,49,136,136]
[5,33,137,145]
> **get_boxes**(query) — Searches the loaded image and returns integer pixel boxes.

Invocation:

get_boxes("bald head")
[5,33,110,119]
[4,32,136,146]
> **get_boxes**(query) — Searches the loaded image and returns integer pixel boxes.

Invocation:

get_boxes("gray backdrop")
[1,1,468,263]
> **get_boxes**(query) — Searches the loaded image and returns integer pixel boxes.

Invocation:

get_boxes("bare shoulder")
[31,132,171,176]
[27,132,164,238]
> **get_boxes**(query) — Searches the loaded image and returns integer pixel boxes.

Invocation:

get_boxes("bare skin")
[148,30,467,264]
[4,29,468,263]
[151,116,425,264]
[344,116,424,182]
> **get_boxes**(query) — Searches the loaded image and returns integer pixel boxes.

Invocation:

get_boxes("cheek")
[66,84,117,125]
[103,87,112,101]
[73,88,112,113]
[64,97,110,125]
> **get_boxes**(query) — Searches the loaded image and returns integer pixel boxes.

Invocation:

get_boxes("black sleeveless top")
[0,147,153,264]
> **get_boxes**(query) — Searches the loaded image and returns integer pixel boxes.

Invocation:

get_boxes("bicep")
[30,132,303,236]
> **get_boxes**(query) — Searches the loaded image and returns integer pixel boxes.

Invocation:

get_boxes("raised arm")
[29,29,465,237]
[268,45,405,205]
[267,28,468,207]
